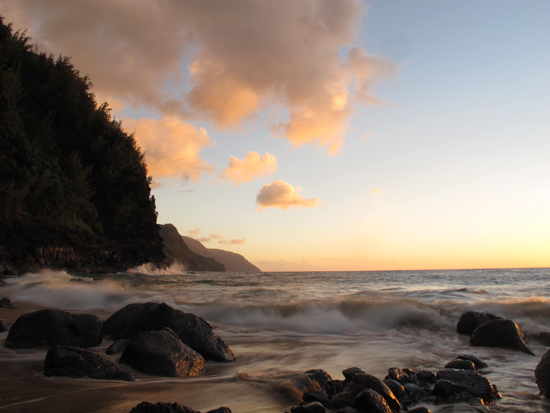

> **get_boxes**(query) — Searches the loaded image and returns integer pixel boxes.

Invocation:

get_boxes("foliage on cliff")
[0,19,164,272]
[159,224,225,272]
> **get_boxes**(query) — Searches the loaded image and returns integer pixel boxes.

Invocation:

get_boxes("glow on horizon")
[3,0,549,272]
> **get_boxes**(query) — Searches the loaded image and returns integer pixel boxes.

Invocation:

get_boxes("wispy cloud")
[219,239,246,245]
[221,152,277,185]
[187,228,200,236]
[257,180,321,210]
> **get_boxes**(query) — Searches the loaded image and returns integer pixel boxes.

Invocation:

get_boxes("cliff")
[182,236,261,272]
[0,19,164,274]
[159,225,225,272]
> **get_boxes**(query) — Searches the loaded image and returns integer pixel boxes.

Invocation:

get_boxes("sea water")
[1,267,550,412]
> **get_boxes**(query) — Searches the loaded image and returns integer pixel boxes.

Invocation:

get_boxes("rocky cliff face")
[159,225,225,272]
[182,236,261,273]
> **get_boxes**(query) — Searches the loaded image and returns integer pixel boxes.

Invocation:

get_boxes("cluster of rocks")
[456,310,534,355]
[286,355,500,413]
[2,301,234,380]
[128,402,231,413]
[0,297,15,332]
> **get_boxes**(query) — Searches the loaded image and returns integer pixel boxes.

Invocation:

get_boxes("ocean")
[1,267,550,412]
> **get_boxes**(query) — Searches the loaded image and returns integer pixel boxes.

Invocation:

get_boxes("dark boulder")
[306,369,341,399]
[527,332,550,346]
[0,320,10,332]
[470,319,534,355]
[535,347,550,397]
[303,391,329,405]
[456,311,501,336]
[120,328,205,377]
[44,345,135,381]
[331,373,399,413]
[385,367,410,384]
[0,297,15,309]
[291,401,325,413]
[352,389,392,413]
[432,379,455,399]
[129,402,199,413]
[436,369,500,404]
[445,359,476,371]
[408,407,431,413]
[457,354,488,369]
[5,309,102,348]
[383,379,406,399]
[206,409,232,413]
[416,370,436,386]
[102,302,234,361]
[343,367,366,382]
[106,339,129,355]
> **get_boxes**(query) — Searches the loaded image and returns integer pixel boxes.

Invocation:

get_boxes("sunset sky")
[3,1,549,271]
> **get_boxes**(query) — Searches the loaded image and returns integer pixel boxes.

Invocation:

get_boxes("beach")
[1,268,550,412]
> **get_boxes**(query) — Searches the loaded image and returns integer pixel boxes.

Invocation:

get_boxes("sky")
[2,0,549,272]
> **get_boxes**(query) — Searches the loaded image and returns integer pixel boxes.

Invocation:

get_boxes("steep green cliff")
[0,19,164,273]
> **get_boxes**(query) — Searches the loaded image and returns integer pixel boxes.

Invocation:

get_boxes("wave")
[127,262,188,276]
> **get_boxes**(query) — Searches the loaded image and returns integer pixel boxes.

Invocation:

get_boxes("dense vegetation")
[0,19,164,273]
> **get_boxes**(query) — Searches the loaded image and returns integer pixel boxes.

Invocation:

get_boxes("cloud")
[221,152,277,185]
[371,188,383,194]
[3,0,395,155]
[187,228,200,236]
[257,180,321,210]
[123,116,214,184]
[219,239,246,245]
[209,234,222,239]
[196,237,211,243]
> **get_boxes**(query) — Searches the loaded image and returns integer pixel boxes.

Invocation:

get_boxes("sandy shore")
[0,302,286,413]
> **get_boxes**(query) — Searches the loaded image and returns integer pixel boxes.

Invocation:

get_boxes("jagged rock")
[383,379,406,399]
[470,319,534,355]
[535,347,550,397]
[120,328,205,377]
[457,354,488,369]
[129,402,200,413]
[102,302,234,361]
[5,309,102,348]
[0,297,15,309]
[44,345,135,381]
[291,401,325,413]
[0,320,10,332]
[436,369,500,404]
[352,389,392,413]
[456,311,501,336]
[305,369,342,398]
[445,359,476,371]
[106,339,129,355]
[343,367,366,382]
[331,373,399,413]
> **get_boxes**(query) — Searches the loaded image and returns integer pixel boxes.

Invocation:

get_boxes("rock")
[0,320,10,332]
[44,345,135,381]
[206,408,231,413]
[470,319,534,355]
[352,389,392,413]
[106,339,129,355]
[334,408,360,413]
[303,391,329,405]
[343,367,366,382]
[457,354,488,369]
[385,367,410,384]
[436,369,500,404]
[331,373,399,413]
[129,402,199,413]
[528,332,550,346]
[383,379,406,399]
[456,311,501,336]
[444,359,476,371]
[432,379,455,399]
[408,408,431,413]
[5,309,102,348]
[291,402,325,413]
[416,370,436,386]
[403,382,423,397]
[535,347,550,397]
[120,328,205,377]
[102,302,234,361]
[0,297,15,309]
[306,369,341,399]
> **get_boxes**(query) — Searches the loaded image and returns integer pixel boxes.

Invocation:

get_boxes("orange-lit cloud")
[187,228,200,236]
[257,180,321,210]
[219,239,246,245]
[123,116,213,184]
[222,152,277,185]
[3,0,395,155]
